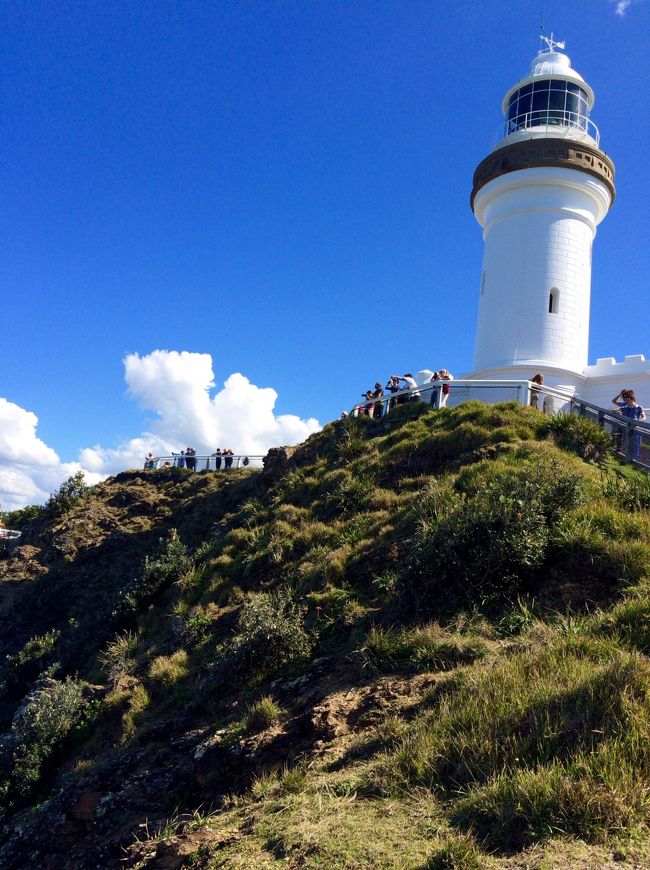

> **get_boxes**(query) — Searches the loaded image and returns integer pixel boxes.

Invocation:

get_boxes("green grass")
[360,623,490,673]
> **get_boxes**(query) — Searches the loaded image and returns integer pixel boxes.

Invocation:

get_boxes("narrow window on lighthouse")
[481,271,486,295]
[549,287,559,313]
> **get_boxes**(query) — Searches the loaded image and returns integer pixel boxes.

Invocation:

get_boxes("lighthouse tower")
[469,36,615,389]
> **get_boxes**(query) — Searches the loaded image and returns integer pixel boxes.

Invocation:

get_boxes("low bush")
[538,413,614,463]
[44,471,89,519]
[7,629,61,684]
[407,460,587,608]
[0,677,88,810]
[229,590,313,684]
[409,485,548,607]
[113,529,192,620]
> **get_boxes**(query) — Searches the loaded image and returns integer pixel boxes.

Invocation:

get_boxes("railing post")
[625,422,634,463]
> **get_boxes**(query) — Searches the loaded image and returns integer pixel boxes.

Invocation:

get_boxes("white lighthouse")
[469,35,616,393]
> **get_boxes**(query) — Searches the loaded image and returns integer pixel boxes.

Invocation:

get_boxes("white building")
[465,36,650,407]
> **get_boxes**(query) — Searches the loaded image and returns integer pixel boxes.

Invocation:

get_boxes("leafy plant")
[229,590,313,684]
[44,471,89,518]
[538,413,614,463]
[113,529,192,620]
[0,677,88,809]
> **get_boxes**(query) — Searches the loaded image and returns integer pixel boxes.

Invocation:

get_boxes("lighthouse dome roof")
[529,49,588,88]
[502,46,595,114]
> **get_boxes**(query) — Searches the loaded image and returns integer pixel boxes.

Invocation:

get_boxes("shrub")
[113,529,192,619]
[44,471,89,518]
[0,677,87,806]
[409,486,548,606]
[230,590,313,683]
[538,413,613,463]
[0,503,43,530]
[407,461,586,607]
[7,630,61,684]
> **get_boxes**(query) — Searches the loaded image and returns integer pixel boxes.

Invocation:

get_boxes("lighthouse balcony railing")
[504,111,600,145]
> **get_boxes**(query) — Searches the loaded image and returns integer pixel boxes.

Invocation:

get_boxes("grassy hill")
[1,401,650,869]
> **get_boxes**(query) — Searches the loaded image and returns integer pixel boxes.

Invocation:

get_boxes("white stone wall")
[581,356,650,410]
[472,166,611,377]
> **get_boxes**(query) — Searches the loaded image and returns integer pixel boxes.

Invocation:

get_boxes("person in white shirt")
[399,373,419,402]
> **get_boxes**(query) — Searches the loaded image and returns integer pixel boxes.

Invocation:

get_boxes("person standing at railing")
[213,448,222,470]
[438,369,453,407]
[372,382,384,418]
[612,389,646,459]
[385,376,400,411]
[429,372,441,407]
[224,448,234,469]
[361,390,375,416]
[398,374,419,403]
[144,452,156,470]
[529,373,544,409]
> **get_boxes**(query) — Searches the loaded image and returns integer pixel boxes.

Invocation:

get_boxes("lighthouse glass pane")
[565,92,579,113]
[505,81,590,134]
[516,91,532,115]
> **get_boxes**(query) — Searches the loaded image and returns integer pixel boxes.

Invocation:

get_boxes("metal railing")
[567,397,650,470]
[350,380,650,470]
[350,379,574,418]
[144,454,265,472]
[504,111,600,144]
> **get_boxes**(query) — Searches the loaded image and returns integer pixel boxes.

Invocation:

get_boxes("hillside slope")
[1,401,650,869]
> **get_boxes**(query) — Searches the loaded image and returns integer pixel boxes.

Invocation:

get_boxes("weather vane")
[540,31,565,52]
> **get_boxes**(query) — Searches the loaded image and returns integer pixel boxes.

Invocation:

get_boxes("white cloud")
[0,398,89,511]
[0,351,321,512]
[613,0,646,15]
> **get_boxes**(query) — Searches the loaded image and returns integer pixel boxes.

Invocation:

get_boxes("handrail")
[144,454,265,472]
[504,111,600,144]
[567,395,650,469]
[350,378,573,418]
[349,379,649,470]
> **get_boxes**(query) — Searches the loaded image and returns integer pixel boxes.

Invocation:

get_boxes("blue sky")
[1,0,649,508]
